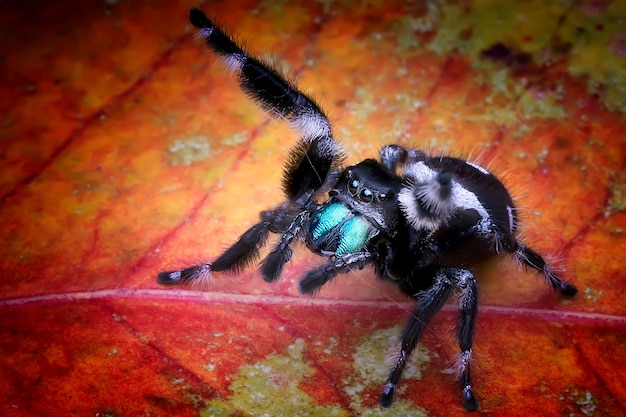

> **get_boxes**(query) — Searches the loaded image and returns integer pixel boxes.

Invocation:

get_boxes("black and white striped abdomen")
[398,155,517,239]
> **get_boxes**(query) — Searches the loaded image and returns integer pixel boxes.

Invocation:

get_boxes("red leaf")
[1,1,625,416]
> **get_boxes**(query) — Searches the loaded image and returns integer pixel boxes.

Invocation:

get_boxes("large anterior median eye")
[359,188,373,203]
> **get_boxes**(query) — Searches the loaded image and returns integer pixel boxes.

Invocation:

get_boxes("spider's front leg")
[157,206,297,285]
[189,8,343,202]
[297,252,373,294]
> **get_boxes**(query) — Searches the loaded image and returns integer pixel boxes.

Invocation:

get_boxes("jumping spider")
[158,8,577,411]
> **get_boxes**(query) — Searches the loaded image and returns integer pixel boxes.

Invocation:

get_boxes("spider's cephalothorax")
[158,9,577,411]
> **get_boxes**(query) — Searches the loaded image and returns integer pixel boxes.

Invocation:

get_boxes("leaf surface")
[1,1,625,416]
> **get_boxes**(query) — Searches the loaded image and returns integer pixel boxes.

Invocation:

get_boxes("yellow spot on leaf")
[169,135,212,166]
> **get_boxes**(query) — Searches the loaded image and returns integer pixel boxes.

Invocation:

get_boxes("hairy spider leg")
[298,252,373,294]
[156,262,213,286]
[260,210,310,282]
[189,8,343,202]
[381,267,456,408]
[513,244,577,296]
[157,206,299,285]
[455,269,479,411]
[379,144,427,173]
[157,220,272,285]
[210,221,273,272]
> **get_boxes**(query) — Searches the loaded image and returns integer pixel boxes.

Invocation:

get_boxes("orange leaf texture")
[1,1,625,416]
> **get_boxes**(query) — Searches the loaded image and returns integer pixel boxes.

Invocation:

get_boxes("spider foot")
[261,246,293,283]
[463,385,479,411]
[157,263,212,286]
[559,281,578,296]
[380,383,395,408]
[298,266,333,295]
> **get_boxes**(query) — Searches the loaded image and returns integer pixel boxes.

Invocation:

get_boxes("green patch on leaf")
[351,326,431,384]
[606,176,626,216]
[343,326,431,416]
[221,131,248,146]
[558,4,626,113]
[169,135,212,166]
[561,385,600,416]
[202,339,349,417]
[517,88,567,120]
[349,87,378,121]
[428,1,626,115]
[200,327,431,416]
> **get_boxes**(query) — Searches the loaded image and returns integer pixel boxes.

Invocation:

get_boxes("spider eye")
[378,193,388,202]
[359,188,373,203]
[348,179,359,195]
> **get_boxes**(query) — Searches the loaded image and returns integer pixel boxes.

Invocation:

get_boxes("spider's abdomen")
[308,201,375,256]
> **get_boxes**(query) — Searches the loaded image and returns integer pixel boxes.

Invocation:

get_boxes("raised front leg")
[190,8,344,203]
[159,10,349,287]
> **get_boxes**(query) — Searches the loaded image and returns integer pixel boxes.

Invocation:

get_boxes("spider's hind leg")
[513,243,577,296]
[454,269,479,411]
[379,144,426,173]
